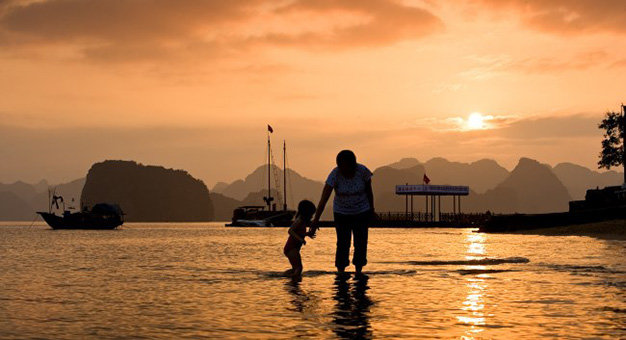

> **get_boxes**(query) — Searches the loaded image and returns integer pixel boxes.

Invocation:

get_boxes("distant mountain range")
[551,162,623,199]
[468,158,571,213]
[0,178,84,221]
[211,165,328,219]
[0,157,622,221]
[212,157,622,217]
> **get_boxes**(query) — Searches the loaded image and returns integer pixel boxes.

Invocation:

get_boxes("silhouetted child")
[283,200,316,278]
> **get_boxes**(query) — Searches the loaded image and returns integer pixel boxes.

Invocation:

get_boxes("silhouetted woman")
[308,150,374,274]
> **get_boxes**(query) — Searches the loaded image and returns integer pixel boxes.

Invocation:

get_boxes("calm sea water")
[0,222,624,339]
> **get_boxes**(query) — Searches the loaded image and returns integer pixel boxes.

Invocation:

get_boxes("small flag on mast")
[267,124,274,133]
[423,174,431,185]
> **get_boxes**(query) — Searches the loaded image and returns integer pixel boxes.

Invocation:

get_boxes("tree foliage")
[598,109,625,170]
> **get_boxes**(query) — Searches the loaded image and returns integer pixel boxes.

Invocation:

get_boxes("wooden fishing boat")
[37,193,124,230]
[227,126,296,227]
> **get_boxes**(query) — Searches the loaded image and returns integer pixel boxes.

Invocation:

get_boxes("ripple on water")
[378,256,531,266]
[0,224,624,339]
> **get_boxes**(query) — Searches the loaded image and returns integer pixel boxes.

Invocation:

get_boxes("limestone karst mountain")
[214,164,323,204]
[423,158,509,194]
[552,162,623,200]
[371,164,427,212]
[386,157,421,170]
[476,158,572,213]
[210,192,242,221]
[81,160,213,222]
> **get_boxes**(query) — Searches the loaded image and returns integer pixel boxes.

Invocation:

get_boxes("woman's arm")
[365,179,374,214]
[309,184,333,235]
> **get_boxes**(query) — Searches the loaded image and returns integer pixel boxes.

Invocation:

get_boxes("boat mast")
[266,132,272,210]
[283,140,287,211]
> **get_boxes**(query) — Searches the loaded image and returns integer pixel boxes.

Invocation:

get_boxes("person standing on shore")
[308,150,375,275]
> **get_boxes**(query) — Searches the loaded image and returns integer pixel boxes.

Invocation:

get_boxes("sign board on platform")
[395,185,469,196]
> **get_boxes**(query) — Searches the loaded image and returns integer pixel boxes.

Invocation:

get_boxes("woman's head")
[296,200,316,221]
[336,150,357,177]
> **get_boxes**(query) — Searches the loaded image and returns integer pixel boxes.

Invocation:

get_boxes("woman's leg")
[286,248,303,277]
[334,213,351,271]
[352,211,370,272]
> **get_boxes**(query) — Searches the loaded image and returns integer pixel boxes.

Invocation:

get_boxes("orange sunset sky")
[1,0,625,186]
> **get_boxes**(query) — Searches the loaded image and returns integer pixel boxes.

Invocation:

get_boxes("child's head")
[296,200,316,221]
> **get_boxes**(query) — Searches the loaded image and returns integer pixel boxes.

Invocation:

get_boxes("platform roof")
[396,184,469,196]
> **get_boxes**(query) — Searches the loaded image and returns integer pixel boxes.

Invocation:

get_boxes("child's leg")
[283,253,294,276]
[286,248,303,277]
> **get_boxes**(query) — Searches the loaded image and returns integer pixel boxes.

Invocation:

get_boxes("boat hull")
[226,209,296,227]
[37,212,123,230]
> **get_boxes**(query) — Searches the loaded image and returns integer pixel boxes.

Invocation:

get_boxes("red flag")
[267,124,274,133]
[423,174,430,185]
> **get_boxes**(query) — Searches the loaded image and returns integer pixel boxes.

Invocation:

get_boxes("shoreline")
[485,219,626,240]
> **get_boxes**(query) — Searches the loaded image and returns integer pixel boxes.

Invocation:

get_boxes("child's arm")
[288,219,306,244]
[288,228,306,245]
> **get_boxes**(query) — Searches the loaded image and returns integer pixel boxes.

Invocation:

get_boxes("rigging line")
[259,140,268,199]
[285,151,295,208]
[28,213,39,229]
[269,145,283,207]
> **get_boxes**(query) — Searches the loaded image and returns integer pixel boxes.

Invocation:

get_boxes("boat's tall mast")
[267,132,272,210]
[283,140,287,211]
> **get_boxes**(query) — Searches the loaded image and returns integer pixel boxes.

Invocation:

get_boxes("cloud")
[416,114,518,132]
[459,51,616,79]
[0,0,443,63]
[259,0,443,48]
[414,112,601,139]
[0,0,255,62]
[0,111,607,184]
[610,58,626,68]
[1,1,253,41]
[494,114,601,140]
[0,122,264,184]
[508,51,610,73]
[473,0,626,34]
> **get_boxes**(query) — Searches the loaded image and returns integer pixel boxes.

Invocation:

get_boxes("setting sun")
[466,112,486,130]
[0,1,625,339]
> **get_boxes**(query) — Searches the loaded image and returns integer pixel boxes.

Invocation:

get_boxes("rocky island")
[81,160,213,222]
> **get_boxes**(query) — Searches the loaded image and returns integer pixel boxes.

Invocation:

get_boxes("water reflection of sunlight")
[465,232,486,259]
[457,230,489,339]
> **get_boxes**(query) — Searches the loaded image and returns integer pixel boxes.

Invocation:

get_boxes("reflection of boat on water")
[37,192,124,230]
[227,126,296,227]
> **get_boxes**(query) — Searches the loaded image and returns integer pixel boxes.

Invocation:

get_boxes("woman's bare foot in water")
[336,266,351,278]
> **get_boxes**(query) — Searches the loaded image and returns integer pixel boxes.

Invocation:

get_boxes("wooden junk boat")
[227,126,296,227]
[37,193,124,230]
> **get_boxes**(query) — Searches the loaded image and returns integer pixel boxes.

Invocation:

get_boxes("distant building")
[569,186,626,212]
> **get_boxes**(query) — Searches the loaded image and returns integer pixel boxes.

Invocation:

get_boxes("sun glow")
[466,112,486,130]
